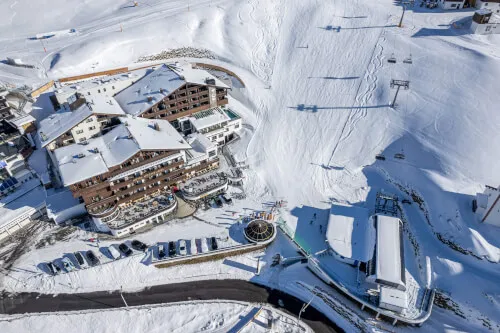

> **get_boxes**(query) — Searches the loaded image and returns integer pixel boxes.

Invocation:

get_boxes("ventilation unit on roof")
[148,122,160,131]
[205,78,216,85]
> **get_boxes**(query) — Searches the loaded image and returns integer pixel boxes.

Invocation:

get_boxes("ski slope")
[0,0,500,332]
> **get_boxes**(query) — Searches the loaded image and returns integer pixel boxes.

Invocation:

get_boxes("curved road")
[0,280,342,333]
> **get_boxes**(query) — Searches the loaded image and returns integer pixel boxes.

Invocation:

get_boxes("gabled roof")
[38,96,124,148]
[120,116,190,151]
[53,116,190,186]
[39,104,93,148]
[114,64,229,117]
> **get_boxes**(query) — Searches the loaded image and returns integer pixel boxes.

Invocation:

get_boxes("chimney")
[147,96,153,103]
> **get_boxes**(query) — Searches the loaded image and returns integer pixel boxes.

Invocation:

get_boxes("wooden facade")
[139,83,228,123]
[69,148,219,217]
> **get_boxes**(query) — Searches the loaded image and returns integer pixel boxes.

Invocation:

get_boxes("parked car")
[46,262,59,275]
[74,252,88,269]
[220,193,233,204]
[202,238,210,253]
[119,243,133,257]
[131,239,147,252]
[168,241,176,257]
[158,243,166,259]
[210,237,218,250]
[108,245,121,260]
[61,257,76,272]
[85,250,100,266]
[178,240,187,256]
[190,239,197,255]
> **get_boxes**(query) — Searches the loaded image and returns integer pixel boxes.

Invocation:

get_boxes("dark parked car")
[158,244,166,259]
[119,243,133,257]
[131,239,147,252]
[210,237,218,250]
[215,197,223,207]
[46,262,59,275]
[168,241,176,257]
[74,252,88,269]
[85,250,100,266]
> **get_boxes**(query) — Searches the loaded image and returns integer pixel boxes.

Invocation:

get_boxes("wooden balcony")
[107,150,178,179]
[110,160,184,191]
[87,195,118,211]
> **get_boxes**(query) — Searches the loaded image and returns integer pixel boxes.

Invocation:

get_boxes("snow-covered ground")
[0,300,311,333]
[1,0,500,332]
[0,198,263,294]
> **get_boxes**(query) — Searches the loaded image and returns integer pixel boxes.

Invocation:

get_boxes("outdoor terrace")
[182,172,228,200]
[107,192,176,230]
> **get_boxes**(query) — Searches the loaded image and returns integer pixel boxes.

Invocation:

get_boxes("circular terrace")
[244,219,276,244]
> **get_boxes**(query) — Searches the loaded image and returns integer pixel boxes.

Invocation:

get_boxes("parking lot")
[39,235,236,276]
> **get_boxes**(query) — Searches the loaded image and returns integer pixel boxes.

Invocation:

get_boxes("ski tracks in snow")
[326,16,389,167]
[9,0,18,24]
[248,0,283,86]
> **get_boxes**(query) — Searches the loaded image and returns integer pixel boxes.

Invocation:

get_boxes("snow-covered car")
[190,238,197,255]
[61,257,76,272]
[74,252,88,269]
[46,262,59,275]
[85,250,100,266]
[201,238,209,253]
[178,240,187,256]
[108,245,121,260]
[220,194,233,205]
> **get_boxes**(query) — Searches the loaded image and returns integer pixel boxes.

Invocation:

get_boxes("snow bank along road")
[0,280,341,333]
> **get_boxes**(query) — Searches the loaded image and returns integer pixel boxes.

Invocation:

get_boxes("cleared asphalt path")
[0,280,342,333]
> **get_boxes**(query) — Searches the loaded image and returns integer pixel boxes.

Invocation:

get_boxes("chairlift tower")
[390,79,409,108]
[398,0,415,28]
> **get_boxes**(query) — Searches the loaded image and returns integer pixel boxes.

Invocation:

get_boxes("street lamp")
[297,287,318,329]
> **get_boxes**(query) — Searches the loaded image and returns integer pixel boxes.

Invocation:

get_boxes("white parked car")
[190,238,197,255]
[178,240,187,256]
[61,257,76,272]
[108,245,121,260]
[201,238,209,253]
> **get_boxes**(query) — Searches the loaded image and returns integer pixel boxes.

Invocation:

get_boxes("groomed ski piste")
[0,0,500,332]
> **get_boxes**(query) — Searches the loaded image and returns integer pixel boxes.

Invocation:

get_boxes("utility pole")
[398,0,415,28]
[390,79,410,108]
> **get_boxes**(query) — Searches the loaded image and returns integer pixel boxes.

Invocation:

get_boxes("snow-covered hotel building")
[33,62,241,236]
[52,116,220,236]
[114,64,229,127]
[474,185,500,226]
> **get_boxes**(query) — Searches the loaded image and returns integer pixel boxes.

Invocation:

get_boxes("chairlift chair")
[403,54,413,64]
[388,53,397,64]
[394,153,406,160]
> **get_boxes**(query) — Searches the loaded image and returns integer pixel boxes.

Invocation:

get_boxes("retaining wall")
[154,243,265,269]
